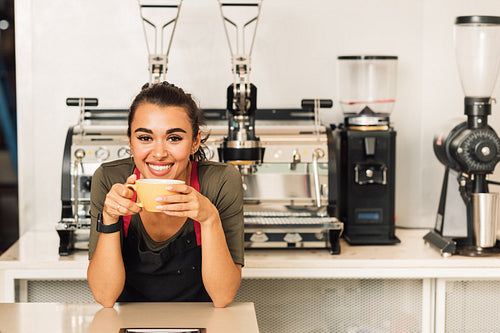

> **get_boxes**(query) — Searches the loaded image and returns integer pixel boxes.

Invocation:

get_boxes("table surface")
[0,302,259,333]
[1,228,500,278]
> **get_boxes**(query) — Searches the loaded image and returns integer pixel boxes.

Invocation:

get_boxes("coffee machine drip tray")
[243,210,343,254]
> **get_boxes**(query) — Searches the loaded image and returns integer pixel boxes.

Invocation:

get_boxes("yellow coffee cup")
[126,179,185,212]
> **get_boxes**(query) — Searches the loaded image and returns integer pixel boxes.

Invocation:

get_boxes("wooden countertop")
[0,302,259,333]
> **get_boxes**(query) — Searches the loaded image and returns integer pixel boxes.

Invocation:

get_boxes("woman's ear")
[191,130,202,154]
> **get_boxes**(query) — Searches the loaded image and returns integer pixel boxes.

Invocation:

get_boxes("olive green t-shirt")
[88,158,245,266]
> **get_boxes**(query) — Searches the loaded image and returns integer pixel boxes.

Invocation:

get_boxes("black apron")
[117,161,211,302]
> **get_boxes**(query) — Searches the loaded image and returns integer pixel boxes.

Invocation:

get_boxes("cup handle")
[125,184,143,208]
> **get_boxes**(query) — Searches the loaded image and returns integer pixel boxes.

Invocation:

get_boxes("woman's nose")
[152,141,168,159]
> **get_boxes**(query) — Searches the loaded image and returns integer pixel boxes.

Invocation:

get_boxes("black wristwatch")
[96,213,123,233]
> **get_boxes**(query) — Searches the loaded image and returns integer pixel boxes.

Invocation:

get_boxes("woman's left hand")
[155,184,217,224]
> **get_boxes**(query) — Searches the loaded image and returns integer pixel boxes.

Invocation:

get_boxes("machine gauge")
[95,147,110,161]
[117,147,131,158]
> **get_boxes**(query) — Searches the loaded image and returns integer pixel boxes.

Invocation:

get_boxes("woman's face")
[129,103,201,180]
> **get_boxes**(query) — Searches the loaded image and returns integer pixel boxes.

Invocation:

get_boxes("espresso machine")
[424,16,500,257]
[207,1,343,253]
[56,1,183,255]
[204,100,343,253]
[332,56,400,245]
[56,99,130,255]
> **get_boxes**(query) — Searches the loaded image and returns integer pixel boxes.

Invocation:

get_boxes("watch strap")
[96,213,123,233]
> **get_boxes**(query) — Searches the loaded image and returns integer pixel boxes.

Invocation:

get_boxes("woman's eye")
[168,136,182,143]
[137,136,152,142]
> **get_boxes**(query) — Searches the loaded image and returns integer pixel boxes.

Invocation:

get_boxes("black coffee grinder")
[332,56,400,245]
[424,16,500,257]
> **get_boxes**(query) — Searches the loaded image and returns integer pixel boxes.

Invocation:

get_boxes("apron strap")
[189,161,202,246]
[122,162,202,246]
[122,168,140,237]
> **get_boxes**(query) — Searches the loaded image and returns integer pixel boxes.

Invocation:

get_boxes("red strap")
[190,162,202,245]
[122,168,140,237]
[123,162,202,246]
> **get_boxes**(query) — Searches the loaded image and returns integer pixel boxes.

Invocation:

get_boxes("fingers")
[165,183,190,195]
[102,175,142,219]
[126,174,137,185]
[157,202,198,213]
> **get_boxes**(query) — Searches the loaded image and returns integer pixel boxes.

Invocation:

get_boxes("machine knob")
[74,149,85,160]
[474,141,496,162]
[366,169,374,178]
[454,128,500,172]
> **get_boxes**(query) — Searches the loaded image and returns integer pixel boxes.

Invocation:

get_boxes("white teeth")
[148,163,172,171]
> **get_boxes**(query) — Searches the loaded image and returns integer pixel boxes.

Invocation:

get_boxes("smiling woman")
[87,82,245,308]
[129,104,198,180]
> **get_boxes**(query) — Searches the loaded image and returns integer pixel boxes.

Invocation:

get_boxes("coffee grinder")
[424,16,500,257]
[216,0,265,175]
[333,56,400,245]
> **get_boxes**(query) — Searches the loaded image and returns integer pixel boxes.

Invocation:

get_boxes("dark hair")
[128,82,209,161]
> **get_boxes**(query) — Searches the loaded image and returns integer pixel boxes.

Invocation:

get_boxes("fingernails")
[166,186,173,190]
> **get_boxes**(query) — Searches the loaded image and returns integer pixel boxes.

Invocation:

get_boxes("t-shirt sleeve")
[88,165,109,260]
[211,164,245,266]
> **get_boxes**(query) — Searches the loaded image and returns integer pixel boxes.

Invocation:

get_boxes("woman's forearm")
[200,217,242,308]
[87,230,126,307]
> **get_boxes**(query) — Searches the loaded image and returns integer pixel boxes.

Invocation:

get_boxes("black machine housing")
[332,118,400,245]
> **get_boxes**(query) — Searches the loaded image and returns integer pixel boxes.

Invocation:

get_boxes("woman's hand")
[102,174,142,223]
[155,184,218,224]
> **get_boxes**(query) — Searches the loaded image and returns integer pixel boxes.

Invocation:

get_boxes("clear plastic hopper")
[337,56,398,118]
[455,16,500,98]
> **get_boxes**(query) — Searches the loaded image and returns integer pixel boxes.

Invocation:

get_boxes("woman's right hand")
[102,174,143,222]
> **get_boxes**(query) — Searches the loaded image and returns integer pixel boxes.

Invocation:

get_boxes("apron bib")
[117,161,210,302]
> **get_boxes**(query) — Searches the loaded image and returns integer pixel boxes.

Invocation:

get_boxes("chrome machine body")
[57,99,130,255]
[204,102,343,253]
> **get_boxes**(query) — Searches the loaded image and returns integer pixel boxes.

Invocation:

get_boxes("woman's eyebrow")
[166,128,187,134]
[133,127,187,134]
[134,128,152,134]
